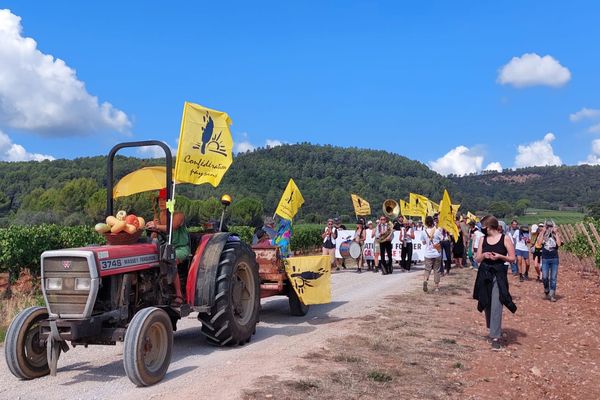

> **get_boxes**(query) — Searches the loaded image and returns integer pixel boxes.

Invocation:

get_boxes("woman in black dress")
[452,220,465,268]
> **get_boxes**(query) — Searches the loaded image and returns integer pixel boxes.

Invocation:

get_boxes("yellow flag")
[284,255,331,304]
[351,194,371,216]
[451,204,461,218]
[409,193,428,217]
[400,199,410,217]
[427,200,439,217]
[174,102,233,187]
[275,179,305,220]
[467,211,479,223]
[439,190,459,240]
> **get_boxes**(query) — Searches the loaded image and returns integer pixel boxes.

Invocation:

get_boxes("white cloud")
[497,53,571,88]
[265,139,284,148]
[0,130,54,161]
[484,162,503,172]
[579,139,600,166]
[429,146,484,176]
[588,123,600,133]
[233,133,287,153]
[570,107,600,122]
[514,133,562,168]
[0,9,131,135]
[137,142,174,159]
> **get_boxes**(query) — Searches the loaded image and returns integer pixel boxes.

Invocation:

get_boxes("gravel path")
[0,268,420,400]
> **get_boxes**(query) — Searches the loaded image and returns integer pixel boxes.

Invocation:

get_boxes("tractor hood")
[79,243,160,277]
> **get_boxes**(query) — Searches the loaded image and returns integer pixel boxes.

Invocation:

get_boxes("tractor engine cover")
[83,243,160,277]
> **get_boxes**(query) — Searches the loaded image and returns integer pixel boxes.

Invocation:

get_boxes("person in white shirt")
[321,218,338,269]
[513,225,531,282]
[400,219,416,271]
[471,224,484,269]
[422,216,443,292]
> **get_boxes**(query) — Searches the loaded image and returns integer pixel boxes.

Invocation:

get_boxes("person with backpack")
[513,224,531,282]
[535,220,563,302]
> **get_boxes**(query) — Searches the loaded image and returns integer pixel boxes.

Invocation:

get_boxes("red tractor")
[4,141,267,386]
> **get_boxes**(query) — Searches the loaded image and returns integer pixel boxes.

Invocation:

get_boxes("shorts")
[322,247,336,265]
[532,248,542,262]
[515,249,529,259]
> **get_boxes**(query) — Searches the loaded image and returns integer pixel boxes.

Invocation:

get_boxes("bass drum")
[339,240,352,258]
[349,242,362,259]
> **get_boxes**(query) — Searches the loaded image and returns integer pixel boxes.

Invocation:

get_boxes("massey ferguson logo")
[62,260,72,270]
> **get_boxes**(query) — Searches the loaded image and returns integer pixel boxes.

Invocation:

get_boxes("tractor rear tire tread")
[198,240,260,346]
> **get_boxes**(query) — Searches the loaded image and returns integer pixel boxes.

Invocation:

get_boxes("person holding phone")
[473,215,517,350]
[536,220,562,302]
[422,216,443,292]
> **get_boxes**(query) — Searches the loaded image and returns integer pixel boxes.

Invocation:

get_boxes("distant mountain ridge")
[1,144,598,223]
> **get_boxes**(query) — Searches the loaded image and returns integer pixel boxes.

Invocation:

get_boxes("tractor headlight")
[74,277,91,291]
[46,277,63,291]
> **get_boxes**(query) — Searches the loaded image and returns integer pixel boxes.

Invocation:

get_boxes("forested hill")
[2,143,599,226]
[450,164,600,212]
[177,143,451,220]
[0,144,450,224]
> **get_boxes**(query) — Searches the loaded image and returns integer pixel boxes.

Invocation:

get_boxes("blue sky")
[1,1,599,175]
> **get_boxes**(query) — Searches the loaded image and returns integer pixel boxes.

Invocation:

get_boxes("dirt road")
[0,268,420,400]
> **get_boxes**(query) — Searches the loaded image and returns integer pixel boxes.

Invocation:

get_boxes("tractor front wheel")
[198,240,260,346]
[288,286,310,316]
[123,307,173,386]
[4,306,50,380]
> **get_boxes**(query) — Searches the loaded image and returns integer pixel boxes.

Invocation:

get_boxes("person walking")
[375,215,394,275]
[440,229,453,275]
[422,216,443,292]
[452,219,465,269]
[530,223,543,281]
[508,220,520,276]
[513,224,531,282]
[400,219,415,271]
[536,220,563,302]
[473,216,517,350]
[353,218,367,273]
[365,220,376,271]
[322,218,338,270]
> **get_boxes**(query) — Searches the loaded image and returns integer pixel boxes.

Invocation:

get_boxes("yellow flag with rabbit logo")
[174,102,233,187]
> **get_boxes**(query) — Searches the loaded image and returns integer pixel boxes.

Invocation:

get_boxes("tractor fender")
[187,232,241,310]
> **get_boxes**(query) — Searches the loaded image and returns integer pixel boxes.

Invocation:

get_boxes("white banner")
[336,228,425,262]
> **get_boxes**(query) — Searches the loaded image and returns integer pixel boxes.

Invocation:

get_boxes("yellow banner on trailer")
[284,255,331,305]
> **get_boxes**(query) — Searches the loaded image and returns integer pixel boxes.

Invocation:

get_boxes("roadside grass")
[243,270,476,400]
[0,291,45,345]
[519,208,585,225]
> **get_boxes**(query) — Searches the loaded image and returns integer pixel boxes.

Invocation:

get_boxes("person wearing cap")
[322,218,338,270]
[535,220,562,302]
[146,188,190,306]
[252,217,277,245]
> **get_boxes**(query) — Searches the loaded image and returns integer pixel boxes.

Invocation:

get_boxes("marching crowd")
[321,213,563,350]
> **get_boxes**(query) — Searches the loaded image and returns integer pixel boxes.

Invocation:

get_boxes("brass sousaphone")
[382,199,400,220]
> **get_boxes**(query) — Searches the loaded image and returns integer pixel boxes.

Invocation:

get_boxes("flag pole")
[168,181,176,245]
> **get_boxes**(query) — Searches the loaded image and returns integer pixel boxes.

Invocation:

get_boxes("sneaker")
[356,268,362,273]
[524,274,530,281]
[423,281,428,292]
[434,287,440,293]
[519,274,524,282]
[335,267,340,271]
[550,295,557,302]
[491,339,502,351]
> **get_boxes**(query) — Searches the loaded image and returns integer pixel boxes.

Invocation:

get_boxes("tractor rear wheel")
[123,307,173,386]
[198,240,260,346]
[288,286,310,316]
[4,306,50,380]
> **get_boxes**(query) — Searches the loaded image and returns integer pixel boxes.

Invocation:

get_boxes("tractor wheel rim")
[232,262,254,326]
[142,322,168,373]
[24,322,47,368]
